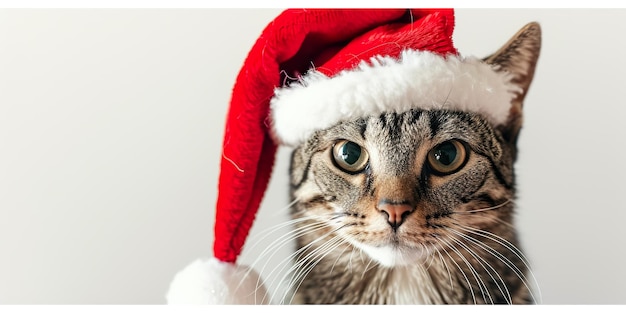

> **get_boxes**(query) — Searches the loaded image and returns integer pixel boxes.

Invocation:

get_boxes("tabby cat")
[265,22,541,304]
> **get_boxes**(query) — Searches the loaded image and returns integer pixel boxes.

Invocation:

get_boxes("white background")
[1,7,625,304]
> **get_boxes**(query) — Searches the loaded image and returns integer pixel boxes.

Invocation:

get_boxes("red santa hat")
[167,8,518,304]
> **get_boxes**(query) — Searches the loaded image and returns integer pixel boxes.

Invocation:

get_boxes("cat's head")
[287,22,541,267]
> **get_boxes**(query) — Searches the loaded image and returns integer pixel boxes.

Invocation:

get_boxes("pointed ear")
[484,22,541,144]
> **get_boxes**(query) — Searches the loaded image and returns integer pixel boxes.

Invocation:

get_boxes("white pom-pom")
[166,258,269,304]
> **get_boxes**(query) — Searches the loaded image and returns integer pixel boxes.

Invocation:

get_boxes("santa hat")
[166,8,518,304]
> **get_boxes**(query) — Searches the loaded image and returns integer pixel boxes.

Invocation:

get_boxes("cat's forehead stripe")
[270,50,520,147]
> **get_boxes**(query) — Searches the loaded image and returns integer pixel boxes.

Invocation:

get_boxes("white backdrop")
[1,8,625,304]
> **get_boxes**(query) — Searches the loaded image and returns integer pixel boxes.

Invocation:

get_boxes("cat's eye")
[332,140,369,173]
[427,140,468,175]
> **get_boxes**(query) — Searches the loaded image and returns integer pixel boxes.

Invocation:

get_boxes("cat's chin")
[349,240,429,268]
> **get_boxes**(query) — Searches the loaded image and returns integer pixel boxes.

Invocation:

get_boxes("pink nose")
[377,201,414,230]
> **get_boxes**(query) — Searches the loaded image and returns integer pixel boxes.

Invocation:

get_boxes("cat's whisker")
[239,200,307,272]
[433,238,477,304]
[347,245,356,274]
[330,243,352,275]
[441,234,493,304]
[449,226,538,304]
[246,210,343,254]
[255,221,333,303]
[358,244,367,264]
[453,230,517,304]
[278,222,351,298]
[240,229,320,302]
[272,222,341,295]
[459,211,516,230]
[446,232,512,304]
[452,223,543,304]
[275,197,302,216]
[420,243,436,270]
[452,198,514,214]
[238,215,325,287]
[418,261,444,304]
[235,223,304,298]
[360,254,377,280]
[454,223,540,294]
[244,209,355,303]
[437,237,482,304]
[283,235,347,304]
[279,235,337,304]
[353,245,360,262]
[433,243,455,292]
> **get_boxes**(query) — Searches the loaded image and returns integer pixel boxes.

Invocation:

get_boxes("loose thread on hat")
[279,69,301,87]
[223,153,245,173]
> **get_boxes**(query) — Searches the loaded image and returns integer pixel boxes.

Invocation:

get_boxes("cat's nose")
[377,200,414,230]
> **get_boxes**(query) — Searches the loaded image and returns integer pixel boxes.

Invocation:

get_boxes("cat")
[262,22,541,304]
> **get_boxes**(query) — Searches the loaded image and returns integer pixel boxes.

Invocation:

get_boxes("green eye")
[427,140,468,175]
[332,140,369,173]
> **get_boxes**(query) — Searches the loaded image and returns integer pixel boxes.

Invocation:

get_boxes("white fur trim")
[270,50,520,146]
[166,258,269,304]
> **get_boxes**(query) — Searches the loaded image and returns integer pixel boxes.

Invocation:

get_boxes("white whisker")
[434,244,455,292]
[282,235,346,304]
[441,234,492,304]
[447,232,511,304]
[453,198,513,214]
[453,223,543,304]
[237,214,327,299]
[259,220,331,303]
[273,222,330,303]
[360,254,377,279]
[433,237,476,304]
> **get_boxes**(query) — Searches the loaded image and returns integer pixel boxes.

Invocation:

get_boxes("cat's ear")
[483,22,541,144]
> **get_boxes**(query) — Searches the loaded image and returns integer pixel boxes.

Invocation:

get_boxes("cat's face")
[288,22,541,269]
[290,108,514,267]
